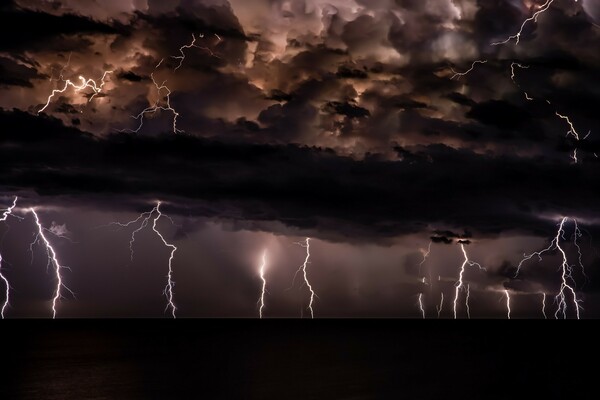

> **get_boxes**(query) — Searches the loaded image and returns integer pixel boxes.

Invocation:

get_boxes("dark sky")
[1,0,599,318]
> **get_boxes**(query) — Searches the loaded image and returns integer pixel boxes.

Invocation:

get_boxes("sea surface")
[1,320,597,399]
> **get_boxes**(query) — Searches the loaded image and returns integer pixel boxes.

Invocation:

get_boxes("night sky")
[1,0,600,319]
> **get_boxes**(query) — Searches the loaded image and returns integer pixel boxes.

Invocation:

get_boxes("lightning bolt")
[510,62,535,101]
[504,289,511,319]
[450,60,488,80]
[106,202,178,317]
[492,0,559,46]
[515,217,582,319]
[436,292,444,318]
[38,70,112,114]
[120,73,182,134]
[541,292,547,319]
[0,197,18,318]
[293,238,317,318]
[30,208,74,319]
[453,243,485,319]
[509,63,588,162]
[418,293,425,319]
[258,249,268,318]
[170,33,220,70]
[418,241,432,285]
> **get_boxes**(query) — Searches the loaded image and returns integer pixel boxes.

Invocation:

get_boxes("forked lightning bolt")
[38,70,112,114]
[30,208,74,319]
[515,217,583,319]
[453,243,485,319]
[492,0,563,46]
[258,249,268,318]
[171,33,220,70]
[107,202,178,317]
[293,238,317,318]
[0,197,18,318]
[121,73,182,134]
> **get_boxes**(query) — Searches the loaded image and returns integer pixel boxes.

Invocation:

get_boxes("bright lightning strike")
[0,197,18,318]
[437,293,444,318]
[294,238,317,319]
[106,202,178,318]
[541,292,547,319]
[151,203,178,318]
[504,289,511,319]
[38,70,112,114]
[258,249,268,318]
[453,243,485,319]
[450,60,487,80]
[492,0,558,46]
[418,293,425,319]
[30,208,74,319]
[515,217,583,319]
[121,73,182,134]
[555,112,581,141]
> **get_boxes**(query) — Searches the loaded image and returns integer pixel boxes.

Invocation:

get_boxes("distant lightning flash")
[38,70,112,114]
[121,73,182,134]
[515,217,583,319]
[492,0,558,46]
[294,238,317,318]
[437,293,444,318]
[258,250,268,318]
[418,241,432,286]
[450,60,487,80]
[30,208,74,319]
[418,293,425,319]
[107,202,178,317]
[453,243,485,319]
[0,197,18,318]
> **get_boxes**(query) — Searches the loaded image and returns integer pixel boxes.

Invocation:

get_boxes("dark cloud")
[0,56,45,87]
[0,1,122,52]
[2,108,599,243]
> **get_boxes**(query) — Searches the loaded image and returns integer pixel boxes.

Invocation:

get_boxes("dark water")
[1,320,597,399]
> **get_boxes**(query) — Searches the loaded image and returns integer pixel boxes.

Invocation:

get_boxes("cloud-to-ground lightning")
[504,289,511,319]
[38,70,112,114]
[453,243,485,319]
[30,208,74,319]
[121,73,182,134]
[492,0,559,46]
[418,293,425,319]
[105,202,178,317]
[151,204,178,318]
[437,293,444,318]
[292,238,317,318]
[541,293,547,319]
[515,217,583,319]
[0,197,18,318]
[258,249,268,318]
[450,60,487,80]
